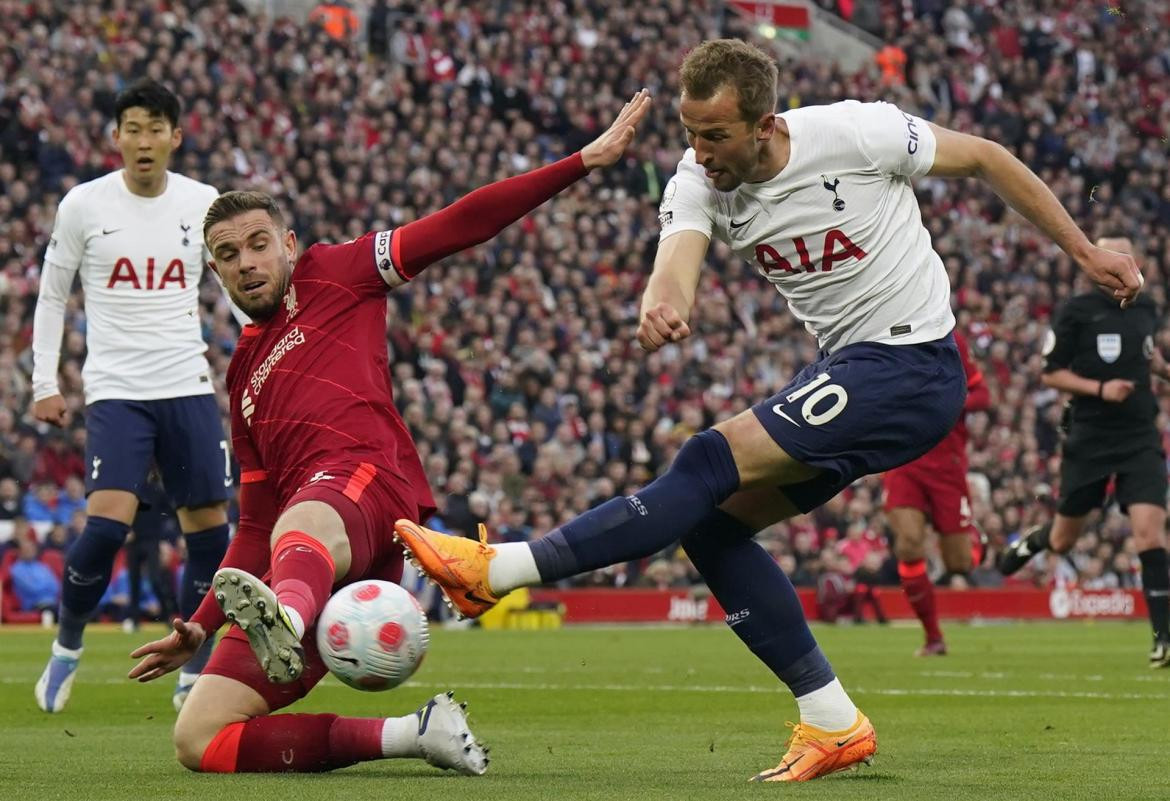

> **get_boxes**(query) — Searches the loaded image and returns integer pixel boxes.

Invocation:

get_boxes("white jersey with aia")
[34,170,219,403]
[660,100,953,352]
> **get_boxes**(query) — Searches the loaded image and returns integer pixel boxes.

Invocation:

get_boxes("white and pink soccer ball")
[316,580,429,691]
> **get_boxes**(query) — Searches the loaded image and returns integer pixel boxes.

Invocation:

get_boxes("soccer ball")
[316,580,429,691]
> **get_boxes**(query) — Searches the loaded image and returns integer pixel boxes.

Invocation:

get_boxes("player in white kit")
[32,79,237,713]
[390,40,1142,781]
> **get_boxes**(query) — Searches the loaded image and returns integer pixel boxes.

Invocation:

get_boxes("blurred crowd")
[1,0,1169,619]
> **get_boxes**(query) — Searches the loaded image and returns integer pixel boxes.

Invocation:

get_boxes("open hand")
[128,618,207,683]
[581,89,652,170]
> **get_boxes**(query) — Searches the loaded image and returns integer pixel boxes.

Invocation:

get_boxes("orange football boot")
[750,710,876,782]
[394,520,500,619]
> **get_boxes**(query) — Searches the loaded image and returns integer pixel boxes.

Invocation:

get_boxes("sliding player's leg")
[213,491,353,684]
[174,630,486,774]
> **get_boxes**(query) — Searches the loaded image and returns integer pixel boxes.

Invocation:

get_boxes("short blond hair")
[680,39,779,123]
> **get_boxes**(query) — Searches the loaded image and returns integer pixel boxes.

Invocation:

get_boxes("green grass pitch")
[1,621,1166,800]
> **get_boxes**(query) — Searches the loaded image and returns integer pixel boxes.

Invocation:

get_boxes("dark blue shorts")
[84,395,232,509]
[750,334,966,513]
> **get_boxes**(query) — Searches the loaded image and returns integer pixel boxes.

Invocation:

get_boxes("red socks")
[898,560,942,644]
[200,714,384,772]
[270,531,336,635]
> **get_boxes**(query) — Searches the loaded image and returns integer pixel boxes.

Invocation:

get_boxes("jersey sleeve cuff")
[32,381,61,402]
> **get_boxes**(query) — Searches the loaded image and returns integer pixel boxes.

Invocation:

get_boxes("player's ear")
[170,125,182,149]
[283,228,297,260]
[756,112,777,142]
[207,259,220,277]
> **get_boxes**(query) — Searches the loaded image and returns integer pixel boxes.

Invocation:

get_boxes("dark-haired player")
[33,78,239,712]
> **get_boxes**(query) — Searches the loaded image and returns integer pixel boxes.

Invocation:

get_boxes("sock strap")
[200,721,245,773]
[898,559,928,579]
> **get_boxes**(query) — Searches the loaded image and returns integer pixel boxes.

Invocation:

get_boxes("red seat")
[41,549,65,581]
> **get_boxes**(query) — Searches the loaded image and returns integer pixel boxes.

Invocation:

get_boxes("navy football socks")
[57,516,131,650]
[181,524,230,672]
[530,430,740,581]
[682,509,835,696]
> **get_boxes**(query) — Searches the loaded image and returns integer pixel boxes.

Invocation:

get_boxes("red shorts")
[883,457,973,536]
[204,462,417,711]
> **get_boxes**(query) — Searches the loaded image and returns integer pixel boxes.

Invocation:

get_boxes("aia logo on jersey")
[241,390,256,426]
[283,284,299,319]
[754,229,867,275]
[107,257,187,289]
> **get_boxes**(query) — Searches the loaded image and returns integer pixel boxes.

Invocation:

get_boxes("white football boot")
[417,691,490,775]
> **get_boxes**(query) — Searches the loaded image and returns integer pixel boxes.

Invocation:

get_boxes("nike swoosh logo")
[101,228,123,235]
[771,404,801,427]
[729,214,758,230]
[464,590,494,606]
[836,737,854,748]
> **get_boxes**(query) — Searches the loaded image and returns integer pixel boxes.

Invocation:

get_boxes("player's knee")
[178,501,229,532]
[1132,527,1165,551]
[668,429,740,502]
[893,535,926,562]
[172,718,211,771]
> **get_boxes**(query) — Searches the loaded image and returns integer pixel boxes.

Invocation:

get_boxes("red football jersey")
[227,231,435,519]
[913,330,989,470]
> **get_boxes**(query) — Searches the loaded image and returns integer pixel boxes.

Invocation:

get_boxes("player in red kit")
[883,330,990,656]
[126,91,651,776]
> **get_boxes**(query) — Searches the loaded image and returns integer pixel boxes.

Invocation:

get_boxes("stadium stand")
[1,0,1167,620]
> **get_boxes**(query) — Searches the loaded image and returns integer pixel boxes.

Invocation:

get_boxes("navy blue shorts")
[751,334,966,513]
[84,395,232,509]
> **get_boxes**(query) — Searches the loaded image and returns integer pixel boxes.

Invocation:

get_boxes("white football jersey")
[33,171,220,404]
[659,100,954,352]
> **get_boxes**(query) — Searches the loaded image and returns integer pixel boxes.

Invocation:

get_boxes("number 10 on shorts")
[772,372,849,427]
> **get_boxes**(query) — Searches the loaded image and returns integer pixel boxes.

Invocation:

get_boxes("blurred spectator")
[0,478,22,522]
[9,534,60,614]
[22,483,59,526]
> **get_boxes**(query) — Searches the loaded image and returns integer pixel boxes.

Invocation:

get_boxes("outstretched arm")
[393,90,651,279]
[927,124,1142,307]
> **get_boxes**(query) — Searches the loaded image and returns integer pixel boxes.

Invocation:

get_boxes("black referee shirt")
[1043,291,1160,432]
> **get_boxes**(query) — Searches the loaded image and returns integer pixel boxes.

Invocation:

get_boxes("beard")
[232,266,290,322]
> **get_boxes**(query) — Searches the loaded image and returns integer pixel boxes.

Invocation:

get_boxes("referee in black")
[999,237,1169,667]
